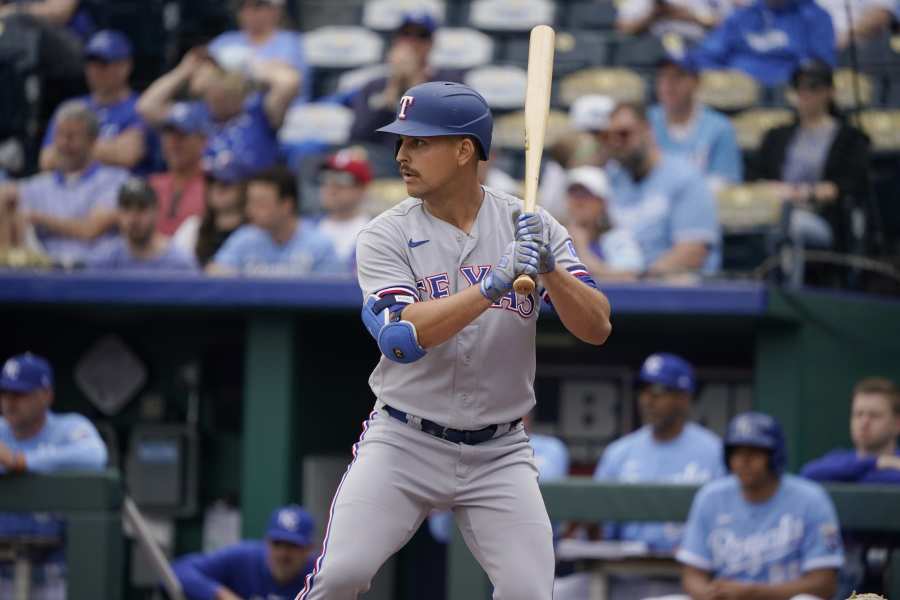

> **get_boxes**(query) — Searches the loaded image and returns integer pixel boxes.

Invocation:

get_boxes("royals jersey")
[356,186,594,430]
[676,475,844,583]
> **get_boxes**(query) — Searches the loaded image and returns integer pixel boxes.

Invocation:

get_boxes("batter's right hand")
[480,240,539,302]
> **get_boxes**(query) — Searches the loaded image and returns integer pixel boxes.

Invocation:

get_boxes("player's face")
[246,181,292,231]
[729,446,772,489]
[85,59,132,95]
[118,204,157,246]
[395,135,474,198]
[566,185,606,230]
[53,118,95,172]
[0,388,51,437]
[319,171,366,215]
[161,130,206,172]
[638,384,688,432]
[656,64,698,114]
[266,540,311,584]
[851,392,899,454]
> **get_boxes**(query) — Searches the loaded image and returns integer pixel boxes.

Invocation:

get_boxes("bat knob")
[513,274,535,295]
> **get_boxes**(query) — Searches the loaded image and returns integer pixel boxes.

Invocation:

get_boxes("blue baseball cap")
[161,102,211,136]
[85,30,133,62]
[266,505,314,547]
[0,353,54,393]
[397,11,437,36]
[638,353,695,393]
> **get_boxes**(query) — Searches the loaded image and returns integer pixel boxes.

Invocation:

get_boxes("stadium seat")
[492,109,572,149]
[697,70,760,113]
[612,34,667,69]
[730,108,794,151]
[430,28,495,70]
[468,0,556,32]
[559,67,646,106]
[717,184,783,231]
[362,0,447,32]
[279,103,355,147]
[833,69,877,110]
[858,109,900,153]
[303,26,384,68]
[504,30,610,75]
[565,0,618,31]
[368,178,410,214]
[464,65,528,109]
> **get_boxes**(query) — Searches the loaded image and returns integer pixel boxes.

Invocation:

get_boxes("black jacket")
[750,119,871,252]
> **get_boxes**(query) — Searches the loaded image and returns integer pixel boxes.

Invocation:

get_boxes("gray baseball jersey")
[356,186,590,430]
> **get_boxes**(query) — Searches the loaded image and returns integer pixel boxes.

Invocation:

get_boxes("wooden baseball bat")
[513,25,555,296]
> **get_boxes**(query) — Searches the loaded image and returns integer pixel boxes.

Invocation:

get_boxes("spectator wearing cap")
[86,178,198,271]
[208,166,342,276]
[616,0,737,41]
[565,166,645,281]
[348,11,464,153]
[750,61,870,259]
[593,353,724,554]
[208,0,310,104]
[0,100,129,266]
[650,54,743,193]
[41,29,156,174]
[150,102,210,236]
[0,352,108,596]
[173,504,317,600]
[315,149,373,269]
[137,44,299,183]
[688,0,836,86]
[603,102,721,277]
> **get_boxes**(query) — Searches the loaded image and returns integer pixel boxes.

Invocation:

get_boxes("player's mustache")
[399,166,419,177]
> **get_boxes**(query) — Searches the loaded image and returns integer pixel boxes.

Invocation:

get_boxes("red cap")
[323,150,373,185]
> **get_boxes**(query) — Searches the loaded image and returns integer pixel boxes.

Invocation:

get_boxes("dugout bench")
[448,480,900,600]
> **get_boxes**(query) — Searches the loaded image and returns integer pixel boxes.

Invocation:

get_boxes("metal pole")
[123,497,185,600]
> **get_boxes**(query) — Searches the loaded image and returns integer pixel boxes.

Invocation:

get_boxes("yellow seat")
[730,108,794,151]
[559,68,646,107]
[717,184,783,231]
[858,109,900,152]
[367,179,410,216]
[697,70,760,112]
[833,69,874,110]
[492,109,572,149]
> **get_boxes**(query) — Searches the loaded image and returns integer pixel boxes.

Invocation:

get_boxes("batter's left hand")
[515,212,555,274]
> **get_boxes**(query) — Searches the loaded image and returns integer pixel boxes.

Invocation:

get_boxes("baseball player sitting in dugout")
[666,412,845,600]
[172,504,316,600]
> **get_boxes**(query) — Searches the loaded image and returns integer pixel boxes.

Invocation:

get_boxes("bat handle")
[513,274,535,295]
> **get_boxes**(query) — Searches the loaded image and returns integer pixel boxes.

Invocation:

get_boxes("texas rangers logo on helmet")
[398,96,415,120]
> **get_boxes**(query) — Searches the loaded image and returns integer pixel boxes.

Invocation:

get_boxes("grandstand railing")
[448,480,900,600]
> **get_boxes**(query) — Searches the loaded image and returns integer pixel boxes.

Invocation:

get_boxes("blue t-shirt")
[86,236,198,272]
[210,30,311,104]
[648,104,743,186]
[42,93,160,174]
[689,0,836,86]
[173,540,314,600]
[801,448,900,484]
[606,155,722,273]
[212,220,345,276]
[202,93,280,182]
[593,423,725,552]
[677,475,844,582]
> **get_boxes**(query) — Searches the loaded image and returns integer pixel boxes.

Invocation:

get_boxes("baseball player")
[676,412,844,600]
[298,81,612,600]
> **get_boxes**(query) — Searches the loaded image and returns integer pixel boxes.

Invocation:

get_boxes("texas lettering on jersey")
[415,265,536,318]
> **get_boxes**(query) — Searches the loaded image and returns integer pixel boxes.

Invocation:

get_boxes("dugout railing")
[448,480,900,600]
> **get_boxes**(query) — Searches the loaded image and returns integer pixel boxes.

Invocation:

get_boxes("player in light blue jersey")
[594,353,724,552]
[677,412,843,600]
[0,352,108,598]
[649,55,743,192]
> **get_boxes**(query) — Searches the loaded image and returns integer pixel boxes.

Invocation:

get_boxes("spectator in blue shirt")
[173,504,317,600]
[87,177,198,272]
[138,46,299,183]
[603,102,721,277]
[649,54,743,192]
[41,30,156,174]
[677,412,843,600]
[688,0,836,86]
[802,377,900,484]
[208,167,343,276]
[0,352,108,598]
[209,0,310,104]
[0,100,129,266]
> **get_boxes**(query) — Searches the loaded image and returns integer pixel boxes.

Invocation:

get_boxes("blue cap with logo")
[85,30,133,62]
[266,505,314,547]
[638,353,695,393]
[161,102,211,136]
[0,353,54,393]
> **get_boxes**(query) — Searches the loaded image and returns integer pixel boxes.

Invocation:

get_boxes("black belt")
[383,404,521,445]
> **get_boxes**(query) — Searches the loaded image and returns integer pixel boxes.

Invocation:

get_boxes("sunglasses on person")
[600,127,638,144]
[395,26,432,40]
[638,382,678,396]
[320,170,359,187]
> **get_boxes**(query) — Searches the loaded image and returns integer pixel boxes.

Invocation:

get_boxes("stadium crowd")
[0,0,896,288]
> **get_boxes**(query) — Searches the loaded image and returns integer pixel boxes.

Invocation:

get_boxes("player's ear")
[457,137,477,167]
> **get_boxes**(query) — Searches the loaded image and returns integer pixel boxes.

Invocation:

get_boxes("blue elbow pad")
[361,294,426,364]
